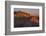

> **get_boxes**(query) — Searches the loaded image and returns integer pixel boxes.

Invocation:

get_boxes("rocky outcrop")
[14,11,39,27]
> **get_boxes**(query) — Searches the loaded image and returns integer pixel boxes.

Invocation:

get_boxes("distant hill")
[14,11,31,17]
